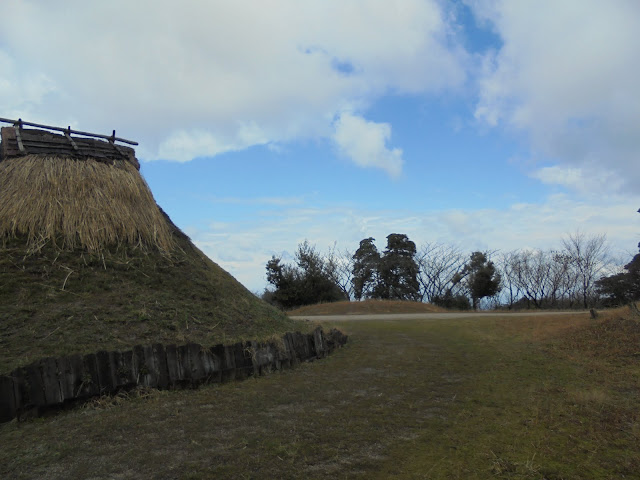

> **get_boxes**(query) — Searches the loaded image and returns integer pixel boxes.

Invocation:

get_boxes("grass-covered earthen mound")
[288,299,446,316]
[0,223,297,374]
[0,150,297,374]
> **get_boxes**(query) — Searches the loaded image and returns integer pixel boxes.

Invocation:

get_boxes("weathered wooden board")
[0,127,139,169]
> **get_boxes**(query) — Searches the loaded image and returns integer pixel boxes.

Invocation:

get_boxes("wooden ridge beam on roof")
[0,117,138,146]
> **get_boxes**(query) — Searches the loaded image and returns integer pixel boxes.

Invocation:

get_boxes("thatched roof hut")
[0,123,174,253]
[0,119,298,380]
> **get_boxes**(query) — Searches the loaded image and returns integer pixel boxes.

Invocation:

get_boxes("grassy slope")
[288,299,446,316]
[0,223,298,374]
[2,309,639,479]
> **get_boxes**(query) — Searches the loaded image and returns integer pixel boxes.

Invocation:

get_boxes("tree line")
[263,224,640,311]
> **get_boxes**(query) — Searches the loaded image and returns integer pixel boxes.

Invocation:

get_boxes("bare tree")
[325,243,355,300]
[547,251,579,307]
[496,251,524,308]
[562,231,609,308]
[497,242,607,310]
[510,249,553,308]
[416,242,466,303]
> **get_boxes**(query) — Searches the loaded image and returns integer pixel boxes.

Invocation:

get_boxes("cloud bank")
[469,0,640,193]
[0,0,465,176]
[2,2,638,188]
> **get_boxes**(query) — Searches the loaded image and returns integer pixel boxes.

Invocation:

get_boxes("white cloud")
[530,165,624,195]
[154,130,235,163]
[470,0,640,193]
[153,127,269,163]
[0,0,465,164]
[332,112,403,177]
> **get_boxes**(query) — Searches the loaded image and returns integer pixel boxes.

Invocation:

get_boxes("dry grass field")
[2,303,639,479]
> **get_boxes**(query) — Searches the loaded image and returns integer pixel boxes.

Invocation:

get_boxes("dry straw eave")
[0,155,175,253]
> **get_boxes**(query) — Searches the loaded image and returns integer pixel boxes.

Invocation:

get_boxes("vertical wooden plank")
[114,350,136,390]
[142,345,158,388]
[132,345,146,387]
[81,353,100,397]
[41,357,63,405]
[231,343,244,380]
[216,344,235,382]
[177,345,192,385]
[206,346,223,384]
[153,344,169,390]
[271,341,283,371]
[10,368,27,417]
[24,364,46,407]
[249,341,260,377]
[186,344,205,385]
[313,327,327,359]
[284,333,298,366]
[199,347,218,382]
[164,344,180,387]
[0,375,17,423]
[62,354,83,400]
[307,333,316,361]
[96,351,116,394]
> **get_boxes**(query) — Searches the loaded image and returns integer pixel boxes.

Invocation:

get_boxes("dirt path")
[290,311,587,322]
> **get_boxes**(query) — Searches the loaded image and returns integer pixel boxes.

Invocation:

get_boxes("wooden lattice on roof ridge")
[0,117,140,169]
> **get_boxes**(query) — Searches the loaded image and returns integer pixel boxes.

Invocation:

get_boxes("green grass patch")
[1,313,639,479]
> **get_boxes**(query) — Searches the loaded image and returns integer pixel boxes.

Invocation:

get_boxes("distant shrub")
[432,292,471,310]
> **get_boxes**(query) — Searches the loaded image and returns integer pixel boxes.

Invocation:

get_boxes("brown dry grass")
[287,299,446,316]
[0,155,174,252]
[553,306,640,363]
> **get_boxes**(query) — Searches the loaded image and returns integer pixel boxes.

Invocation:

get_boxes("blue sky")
[1,1,639,292]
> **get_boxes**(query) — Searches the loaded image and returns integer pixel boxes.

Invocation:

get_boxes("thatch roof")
[0,126,174,253]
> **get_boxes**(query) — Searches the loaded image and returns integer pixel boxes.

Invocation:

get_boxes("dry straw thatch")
[0,155,175,253]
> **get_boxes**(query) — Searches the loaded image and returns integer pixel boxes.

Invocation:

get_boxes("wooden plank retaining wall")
[0,327,348,423]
